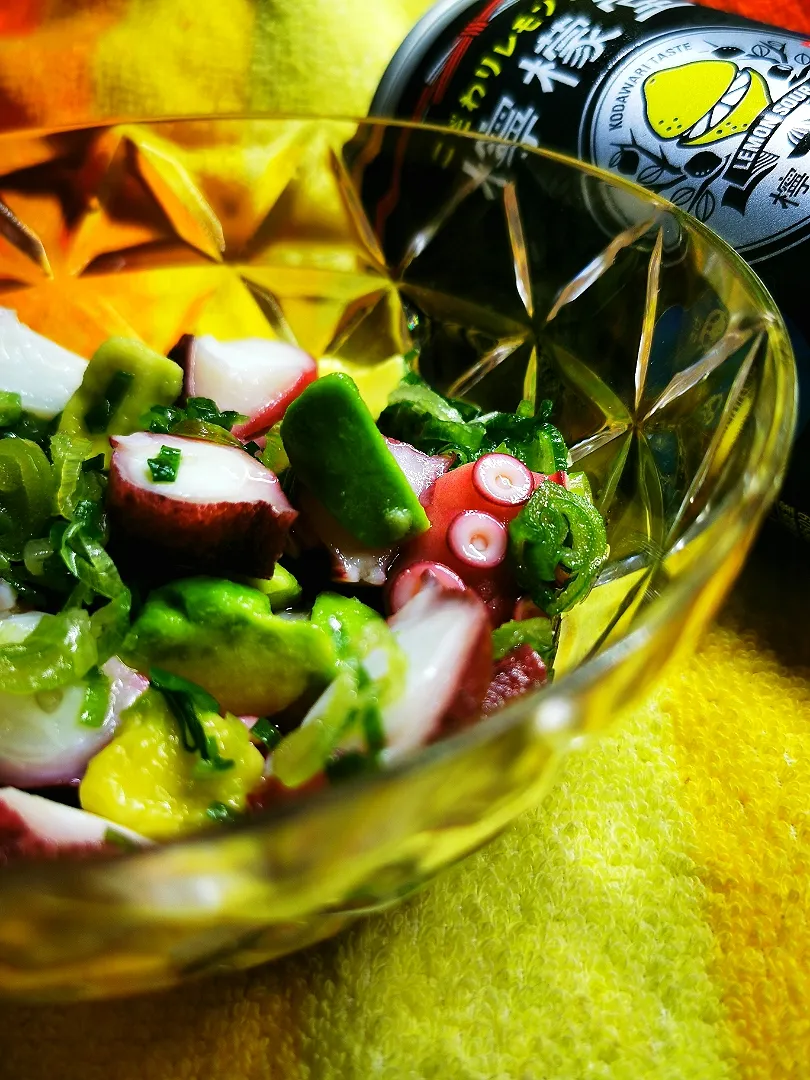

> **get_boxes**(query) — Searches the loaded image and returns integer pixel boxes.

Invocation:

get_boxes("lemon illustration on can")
[643,59,771,146]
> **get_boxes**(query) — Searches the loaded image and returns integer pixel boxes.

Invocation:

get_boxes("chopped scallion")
[142,397,246,436]
[150,667,234,771]
[185,397,247,432]
[146,444,181,483]
[251,716,282,750]
[103,827,142,852]
[206,801,240,823]
[324,752,375,784]
[81,453,106,473]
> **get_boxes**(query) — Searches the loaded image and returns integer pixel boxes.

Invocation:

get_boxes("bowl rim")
[0,113,797,884]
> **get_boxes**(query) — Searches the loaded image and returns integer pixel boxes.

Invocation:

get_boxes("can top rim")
[370,0,482,116]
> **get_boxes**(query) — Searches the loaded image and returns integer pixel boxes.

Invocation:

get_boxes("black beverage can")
[371,0,810,537]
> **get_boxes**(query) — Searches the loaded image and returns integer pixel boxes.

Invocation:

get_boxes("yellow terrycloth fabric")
[0,1,433,128]
[0,3,809,1078]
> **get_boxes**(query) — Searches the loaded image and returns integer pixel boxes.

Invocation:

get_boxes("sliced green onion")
[146,445,181,483]
[185,397,247,432]
[150,667,233,771]
[206,801,240,823]
[142,403,183,435]
[324,752,376,784]
[251,717,282,750]
[3,412,59,450]
[142,396,247,438]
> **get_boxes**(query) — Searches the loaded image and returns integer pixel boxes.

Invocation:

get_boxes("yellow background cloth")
[0,2,809,1077]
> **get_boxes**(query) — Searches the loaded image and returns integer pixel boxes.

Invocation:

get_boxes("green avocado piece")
[59,337,183,460]
[280,373,429,549]
[247,564,302,610]
[272,595,406,788]
[311,593,405,705]
[120,577,336,717]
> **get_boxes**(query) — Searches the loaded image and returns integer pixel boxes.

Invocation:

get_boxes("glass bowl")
[0,116,795,1001]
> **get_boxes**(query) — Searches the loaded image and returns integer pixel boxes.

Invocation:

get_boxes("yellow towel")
[0,3,808,1078]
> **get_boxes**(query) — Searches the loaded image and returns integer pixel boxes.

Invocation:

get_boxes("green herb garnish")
[146,444,181,483]
[324,751,376,784]
[82,453,106,473]
[150,667,234,771]
[360,697,386,755]
[251,716,282,750]
[378,374,569,471]
[103,827,142,852]
[206,801,240,823]
[143,396,247,436]
[0,411,59,450]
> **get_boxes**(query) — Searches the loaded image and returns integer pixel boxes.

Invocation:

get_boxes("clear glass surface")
[0,116,795,1000]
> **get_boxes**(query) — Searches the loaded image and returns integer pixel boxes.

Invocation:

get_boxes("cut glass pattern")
[0,117,777,663]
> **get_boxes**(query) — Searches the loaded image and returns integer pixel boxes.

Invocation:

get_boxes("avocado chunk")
[271,594,406,788]
[280,373,429,549]
[120,577,336,716]
[59,337,183,460]
[311,593,405,702]
[247,564,302,610]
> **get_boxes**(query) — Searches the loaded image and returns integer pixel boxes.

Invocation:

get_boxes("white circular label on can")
[584,26,810,262]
